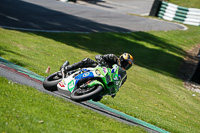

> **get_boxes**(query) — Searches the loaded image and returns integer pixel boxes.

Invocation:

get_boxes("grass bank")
[0,77,145,132]
[0,25,200,133]
[169,0,200,8]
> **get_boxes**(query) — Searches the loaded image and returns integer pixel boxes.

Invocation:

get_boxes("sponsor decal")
[83,72,90,77]
[59,82,65,87]
[95,69,101,76]
[68,80,75,92]
[111,65,118,73]
[111,69,115,73]
[113,74,118,80]
[103,67,107,74]
[74,72,94,84]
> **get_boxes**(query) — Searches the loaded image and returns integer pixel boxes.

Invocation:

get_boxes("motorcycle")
[43,61,123,102]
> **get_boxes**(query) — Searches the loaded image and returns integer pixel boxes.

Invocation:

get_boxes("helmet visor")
[121,59,133,70]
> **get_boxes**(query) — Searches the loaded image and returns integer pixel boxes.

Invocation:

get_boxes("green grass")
[0,77,146,133]
[0,25,200,133]
[168,0,200,8]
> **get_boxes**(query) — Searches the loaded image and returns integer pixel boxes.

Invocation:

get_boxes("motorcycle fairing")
[57,68,96,92]
[57,65,122,95]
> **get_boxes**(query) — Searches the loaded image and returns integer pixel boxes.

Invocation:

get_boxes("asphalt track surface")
[0,58,169,133]
[76,0,156,15]
[0,0,186,32]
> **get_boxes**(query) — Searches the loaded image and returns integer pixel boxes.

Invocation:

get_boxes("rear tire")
[43,72,61,91]
[70,85,103,102]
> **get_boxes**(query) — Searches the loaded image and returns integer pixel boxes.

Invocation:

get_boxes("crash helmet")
[117,53,134,70]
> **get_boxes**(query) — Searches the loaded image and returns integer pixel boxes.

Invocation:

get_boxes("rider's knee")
[81,58,91,64]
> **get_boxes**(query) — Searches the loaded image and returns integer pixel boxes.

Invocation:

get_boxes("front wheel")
[43,72,61,91]
[70,85,104,102]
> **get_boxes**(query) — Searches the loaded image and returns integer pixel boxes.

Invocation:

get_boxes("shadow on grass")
[0,0,185,78]
[34,32,184,78]
[0,46,28,67]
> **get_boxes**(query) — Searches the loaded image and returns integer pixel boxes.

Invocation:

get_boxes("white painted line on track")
[149,18,188,31]
[0,25,90,33]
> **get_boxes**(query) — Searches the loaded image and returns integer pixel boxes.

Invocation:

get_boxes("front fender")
[87,80,105,90]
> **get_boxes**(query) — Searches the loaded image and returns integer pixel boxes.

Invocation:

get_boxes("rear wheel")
[43,72,61,91]
[70,85,103,102]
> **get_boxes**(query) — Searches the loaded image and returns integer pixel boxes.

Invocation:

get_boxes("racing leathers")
[95,54,127,88]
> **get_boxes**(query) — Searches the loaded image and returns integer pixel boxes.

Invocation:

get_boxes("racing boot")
[60,61,70,70]
[57,61,70,77]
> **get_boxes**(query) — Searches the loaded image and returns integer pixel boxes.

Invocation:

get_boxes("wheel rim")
[48,74,61,81]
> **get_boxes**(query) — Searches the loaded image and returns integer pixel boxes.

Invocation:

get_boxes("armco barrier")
[157,1,200,26]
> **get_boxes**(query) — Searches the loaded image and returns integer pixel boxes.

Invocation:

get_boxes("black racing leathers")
[95,54,118,68]
[64,58,97,72]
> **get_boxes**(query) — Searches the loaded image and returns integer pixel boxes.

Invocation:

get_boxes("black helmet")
[118,53,134,70]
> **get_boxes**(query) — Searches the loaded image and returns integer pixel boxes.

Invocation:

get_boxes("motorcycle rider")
[61,53,134,101]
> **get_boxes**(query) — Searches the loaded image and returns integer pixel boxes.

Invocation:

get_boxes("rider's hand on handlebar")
[95,55,105,65]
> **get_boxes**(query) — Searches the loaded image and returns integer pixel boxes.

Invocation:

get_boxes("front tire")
[70,85,103,102]
[43,72,61,91]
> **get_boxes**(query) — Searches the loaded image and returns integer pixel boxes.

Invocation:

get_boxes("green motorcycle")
[43,62,126,102]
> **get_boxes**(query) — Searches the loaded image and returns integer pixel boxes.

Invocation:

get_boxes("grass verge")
[0,25,200,133]
[0,77,145,133]
[169,0,200,8]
